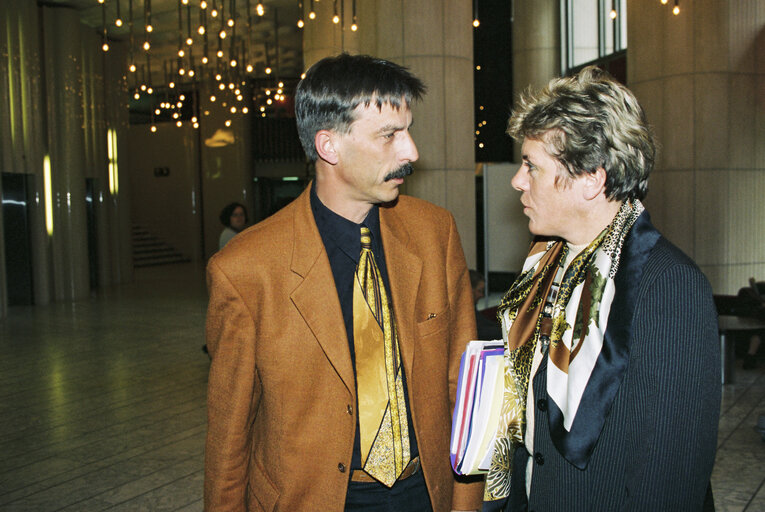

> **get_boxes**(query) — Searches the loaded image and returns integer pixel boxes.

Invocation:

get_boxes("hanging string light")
[609,0,617,19]
[101,0,110,51]
[115,0,123,27]
[472,0,479,27]
[332,0,339,24]
[308,0,316,20]
[128,0,137,73]
[673,0,680,15]
[351,0,357,31]
[297,0,304,28]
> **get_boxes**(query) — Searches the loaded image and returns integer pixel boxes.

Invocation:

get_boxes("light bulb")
[333,15,339,24]
[140,84,147,91]
[217,49,224,57]
[134,92,140,99]
[176,120,182,127]
[202,56,209,64]
[143,41,151,51]
[193,122,199,129]
[278,82,284,88]
[151,125,157,132]
[154,108,161,115]
[265,66,272,74]
[351,23,358,31]
[179,68,185,75]
[115,18,123,27]
[309,11,316,19]
[201,1,207,8]
[610,9,617,19]
[129,63,137,72]
[673,5,680,14]
[230,59,237,67]
[219,29,227,39]
[169,81,176,88]
[215,74,222,81]
[246,64,253,72]
[186,37,193,46]
[219,83,225,90]
[147,87,153,94]
[473,19,480,27]
[211,9,218,17]
[178,49,185,57]
[198,26,205,35]
[210,95,216,102]
[146,24,153,32]
[297,19,304,28]
[179,94,185,101]
[230,106,237,113]
[102,42,109,52]
[256,3,265,15]
[242,107,248,114]
[225,119,232,127]
[188,69,195,77]
[227,18,234,27]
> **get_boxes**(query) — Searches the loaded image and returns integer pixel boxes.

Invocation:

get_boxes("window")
[562,0,627,73]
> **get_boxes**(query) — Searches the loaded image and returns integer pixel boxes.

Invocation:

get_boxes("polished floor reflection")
[0,264,763,511]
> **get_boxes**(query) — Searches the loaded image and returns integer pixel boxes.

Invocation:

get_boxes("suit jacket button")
[537,398,547,411]
[338,463,346,473]
[347,404,353,415]
[534,452,544,465]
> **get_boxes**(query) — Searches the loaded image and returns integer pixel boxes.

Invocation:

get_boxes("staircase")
[132,225,191,268]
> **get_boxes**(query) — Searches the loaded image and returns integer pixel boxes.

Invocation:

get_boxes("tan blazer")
[204,186,484,511]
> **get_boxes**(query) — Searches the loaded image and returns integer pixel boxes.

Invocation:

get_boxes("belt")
[350,456,421,483]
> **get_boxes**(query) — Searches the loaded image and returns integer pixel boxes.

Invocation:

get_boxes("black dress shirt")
[310,184,419,471]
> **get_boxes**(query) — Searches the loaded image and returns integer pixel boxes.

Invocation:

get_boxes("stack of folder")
[450,339,506,475]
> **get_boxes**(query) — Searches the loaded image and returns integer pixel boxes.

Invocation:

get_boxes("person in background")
[204,53,483,512]
[218,202,248,250]
[469,270,502,340]
[484,66,720,511]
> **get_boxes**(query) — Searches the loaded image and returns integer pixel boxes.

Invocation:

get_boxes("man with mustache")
[204,53,484,512]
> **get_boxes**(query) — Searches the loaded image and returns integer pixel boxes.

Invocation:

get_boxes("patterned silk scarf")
[484,200,644,501]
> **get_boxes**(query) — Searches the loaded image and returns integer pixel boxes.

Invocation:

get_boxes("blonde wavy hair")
[507,66,656,201]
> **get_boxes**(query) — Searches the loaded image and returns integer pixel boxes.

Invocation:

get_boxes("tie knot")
[360,227,372,249]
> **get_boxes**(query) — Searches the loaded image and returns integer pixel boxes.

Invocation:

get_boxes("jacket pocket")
[247,459,280,511]
[415,304,451,338]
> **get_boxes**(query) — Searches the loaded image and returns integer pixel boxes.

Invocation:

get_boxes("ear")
[582,167,608,201]
[315,130,339,165]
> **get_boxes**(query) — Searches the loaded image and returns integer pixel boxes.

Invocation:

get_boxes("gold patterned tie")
[353,226,410,487]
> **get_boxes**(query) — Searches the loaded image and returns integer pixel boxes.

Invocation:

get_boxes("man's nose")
[400,131,419,163]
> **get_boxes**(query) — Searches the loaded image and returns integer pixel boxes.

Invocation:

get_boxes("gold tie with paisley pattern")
[353,226,410,487]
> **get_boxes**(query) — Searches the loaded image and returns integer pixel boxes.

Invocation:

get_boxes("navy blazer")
[511,212,721,511]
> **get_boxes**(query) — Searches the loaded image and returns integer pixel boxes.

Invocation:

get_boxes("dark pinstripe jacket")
[511,211,721,511]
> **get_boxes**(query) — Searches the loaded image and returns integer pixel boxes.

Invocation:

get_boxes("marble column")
[42,6,90,302]
[628,0,765,293]
[302,0,477,267]
[511,0,560,161]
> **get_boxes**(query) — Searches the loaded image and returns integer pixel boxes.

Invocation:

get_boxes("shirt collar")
[310,182,382,262]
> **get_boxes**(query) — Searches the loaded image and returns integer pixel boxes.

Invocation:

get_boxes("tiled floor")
[0,264,763,511]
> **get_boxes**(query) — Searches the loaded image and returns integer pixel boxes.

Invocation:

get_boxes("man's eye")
[383,132,395,139]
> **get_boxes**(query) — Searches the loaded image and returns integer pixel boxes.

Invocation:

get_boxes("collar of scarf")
[484,199,644,501]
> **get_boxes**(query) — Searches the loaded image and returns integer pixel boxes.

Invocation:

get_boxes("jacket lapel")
[380,205,423,382]
[289,187,355,393]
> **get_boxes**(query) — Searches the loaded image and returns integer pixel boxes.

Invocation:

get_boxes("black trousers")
[344,468,432,512]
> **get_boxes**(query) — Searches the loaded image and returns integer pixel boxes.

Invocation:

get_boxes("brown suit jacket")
[204,186,484,511]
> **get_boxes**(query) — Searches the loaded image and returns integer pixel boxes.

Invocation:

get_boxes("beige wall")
[128,124,202,263]
[629,0,765,294]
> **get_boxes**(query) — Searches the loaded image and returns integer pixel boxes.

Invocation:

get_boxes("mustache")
[383,163,414,182]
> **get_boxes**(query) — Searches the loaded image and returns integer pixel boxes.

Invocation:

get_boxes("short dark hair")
[295,53,426,162]
[219,202,247,227]
[507,66,656,201]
